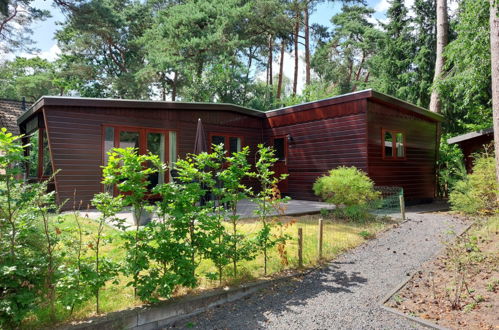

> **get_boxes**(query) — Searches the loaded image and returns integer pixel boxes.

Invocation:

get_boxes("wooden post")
[298,227,303,268]
[318,219,324,260]
[399,195,406,221]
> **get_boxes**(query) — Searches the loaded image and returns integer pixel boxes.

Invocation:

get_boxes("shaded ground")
[166,206,468,330]
[387,216,498,330]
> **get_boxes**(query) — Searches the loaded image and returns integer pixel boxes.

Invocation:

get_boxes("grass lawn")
[23,212,394,328]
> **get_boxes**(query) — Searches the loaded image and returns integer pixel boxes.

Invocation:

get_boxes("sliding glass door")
[102,125,177,191]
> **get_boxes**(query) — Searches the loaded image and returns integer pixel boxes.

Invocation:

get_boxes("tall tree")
[276,37,287,100]
[56,0,152,99]
[429,0,449,113]
[369,0,413,98]
[436,0,491,134]
[311,5,381,93]
[406,0,436,108]
[490,0,499,185]
[0,57,60,101]
[0,0,50,54]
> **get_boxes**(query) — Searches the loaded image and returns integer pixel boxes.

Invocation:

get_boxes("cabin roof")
[17,96,267,124]
[17,89,443,125]
[266,89,443,122]
[447,128,494,145]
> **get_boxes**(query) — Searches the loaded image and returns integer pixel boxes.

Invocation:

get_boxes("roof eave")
[17,96,265,125]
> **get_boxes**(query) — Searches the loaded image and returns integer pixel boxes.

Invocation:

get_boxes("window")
[26,128,52,178]
[384,131,393,158]
[210,134,242,154]
[383,129,405,159]
[272,137,286,161]
[102,125,177,189]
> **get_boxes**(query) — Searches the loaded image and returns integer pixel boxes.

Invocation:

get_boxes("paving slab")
[76,199,335,228]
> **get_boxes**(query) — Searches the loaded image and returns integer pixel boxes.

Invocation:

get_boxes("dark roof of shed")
[17,89,443,125]
[1,99,25,135]
[447,128,494,145]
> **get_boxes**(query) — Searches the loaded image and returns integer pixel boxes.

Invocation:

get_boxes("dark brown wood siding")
[366,100,438,201]
[43,106,263,209]
[265,99,368,200]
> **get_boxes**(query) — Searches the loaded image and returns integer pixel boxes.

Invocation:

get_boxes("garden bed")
[385,215,498,330]
[23,213,394,329]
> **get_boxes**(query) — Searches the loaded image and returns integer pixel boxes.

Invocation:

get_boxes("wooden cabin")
[447,128,494,173]
[16,90,442,209]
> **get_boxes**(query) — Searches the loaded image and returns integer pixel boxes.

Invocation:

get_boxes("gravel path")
[167,209,469,330]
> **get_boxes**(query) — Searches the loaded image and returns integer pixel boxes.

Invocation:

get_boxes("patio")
[80,199,336,228]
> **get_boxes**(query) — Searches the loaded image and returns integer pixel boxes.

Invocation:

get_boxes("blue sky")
[25,0,389,60]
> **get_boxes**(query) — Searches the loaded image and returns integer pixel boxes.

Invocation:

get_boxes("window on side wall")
[210,134,242,155]
[383,129,405,159]
[26,128,52,179]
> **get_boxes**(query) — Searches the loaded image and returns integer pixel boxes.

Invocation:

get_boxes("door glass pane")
[42,130,52,176]
[229,137,241,154]
[273,138,285,161]
[396,132,405,157]
[169,131,177,182]
[384,131,393,157]
[104,127,114,165]
[211,135,225,149]
[119,131,139,150]
[147,132,165,186]
[28,130,39,177]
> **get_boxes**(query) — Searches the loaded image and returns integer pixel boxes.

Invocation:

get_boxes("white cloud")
[374,0,390,13]
[22,44,61,62]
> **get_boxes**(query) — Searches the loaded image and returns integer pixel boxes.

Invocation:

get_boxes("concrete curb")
[379,220,473,330]
[59,268,316,330]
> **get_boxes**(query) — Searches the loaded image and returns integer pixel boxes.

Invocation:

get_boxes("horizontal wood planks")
[44,106,263,209]
[366,100,438,200]
[265,100,368,200]
[36,93,440,209]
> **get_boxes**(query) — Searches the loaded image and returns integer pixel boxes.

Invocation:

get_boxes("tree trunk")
[172,71,177,101]
[293,15,299,96]
[269,36,273,86]
[429,0,448,113]
[490,0,499,186]
[304,2,311,86]
[277,38,286,100]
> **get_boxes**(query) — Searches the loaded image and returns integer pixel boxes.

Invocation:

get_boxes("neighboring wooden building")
[1,99,25,135]
[17,90,442,209]
[447,128,494,173]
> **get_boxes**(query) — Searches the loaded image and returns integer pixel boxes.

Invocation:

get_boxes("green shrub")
[313,166,380,206]
[449,156,498,214]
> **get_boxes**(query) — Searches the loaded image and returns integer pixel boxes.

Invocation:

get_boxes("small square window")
[383,130,405,159]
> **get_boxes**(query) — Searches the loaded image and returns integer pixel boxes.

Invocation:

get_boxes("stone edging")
[378,220,473,330]
[59,268,316,330]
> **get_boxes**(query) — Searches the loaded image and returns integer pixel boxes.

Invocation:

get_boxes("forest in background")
[0,0,492,133]
[0,0,496,196]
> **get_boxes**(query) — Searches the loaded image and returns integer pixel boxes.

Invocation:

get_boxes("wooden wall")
[264,99,368,200]
[43,106,263,209]
[366,100,438,201]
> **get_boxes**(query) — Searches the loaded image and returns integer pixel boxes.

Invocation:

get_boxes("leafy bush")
[313,166,380,206]
[449,156,498,214]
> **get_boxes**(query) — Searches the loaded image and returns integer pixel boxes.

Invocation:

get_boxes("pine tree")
[369,0,413,98]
